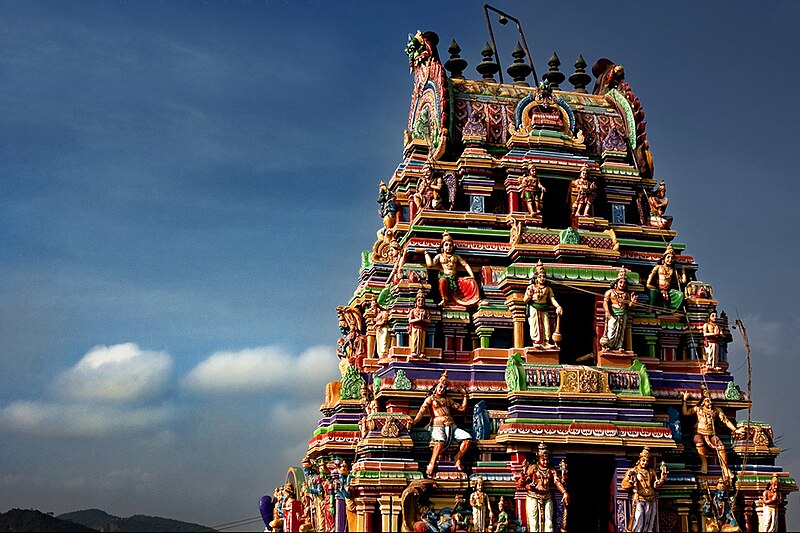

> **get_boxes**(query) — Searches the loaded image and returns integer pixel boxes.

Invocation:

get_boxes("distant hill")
[57,510,118,531]
[0,509,98,532]
[56,510,216,532]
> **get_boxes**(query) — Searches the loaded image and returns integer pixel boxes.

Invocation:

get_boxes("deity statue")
[759,473,781,532]
[358,382,380,438]
[570,163,596,218]
[523,261,563,348]
[430,170,445,209]
[470,477,491,532]
[451,494,470,531]
[600,268,637,352]
[702,479,741,532]
[646,244,687,311]
[647,179,673,229]
[520,442,569,532]
[703,312,722,370]
[377,180,399,229]
[407,290,429,359]
[520,165,546,216]
[336,305,366,372]
[418,231,480,307]
[411,370,472,476]
[371,299,392,359]
[336,461,358,532]
[494,497,512,532]
[622,447,668,532]
[682,387,745,479]
[413,164,434,210]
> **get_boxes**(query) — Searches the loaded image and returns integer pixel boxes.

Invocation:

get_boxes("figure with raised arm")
[600,268,638,352]
[371,299,392,359]
[521,442,570,532]
[523,261,563,348]
[411,371,472,476]
[759,473,781,532]
[622,447,668,532]
[682,387,745,480]
[417,231,479,307]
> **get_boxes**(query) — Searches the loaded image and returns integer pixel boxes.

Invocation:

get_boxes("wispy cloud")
[52,343,173,404]
[0,401,175,438]
[181,345,338,394]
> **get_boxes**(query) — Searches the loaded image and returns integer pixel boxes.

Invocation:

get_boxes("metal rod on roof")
[483,4,539,86]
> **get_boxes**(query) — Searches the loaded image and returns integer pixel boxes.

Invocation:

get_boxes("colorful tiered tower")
[264,27,796,533]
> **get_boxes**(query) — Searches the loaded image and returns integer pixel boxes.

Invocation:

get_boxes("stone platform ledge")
[523,346,560,365]
[597,350,634,368]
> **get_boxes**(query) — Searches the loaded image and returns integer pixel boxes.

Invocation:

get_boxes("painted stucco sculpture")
[264,18,796,533]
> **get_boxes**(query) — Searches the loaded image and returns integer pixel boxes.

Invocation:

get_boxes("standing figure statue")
[358,382,380,438]
[571,163,596,218]
[523,261,563,348]
[682,388,745,479]
[411,371,472,476]
[413,164,434,210]
[521,165,546,216]
[600,268,637,351]
[407,290,429,359]
[521,442,570,532]
[430,170,445,209]
[418,231,480,307]
[703,312,722,370]
[646,244,687,311]
[372,299,392,359]
[470,477,491,532]
[759,473,781,532]
[622,447,668,532]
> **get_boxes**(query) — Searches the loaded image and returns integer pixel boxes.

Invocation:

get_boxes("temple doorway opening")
[541,178,572,229]
[556,289,596,365]
[565,453,615,532]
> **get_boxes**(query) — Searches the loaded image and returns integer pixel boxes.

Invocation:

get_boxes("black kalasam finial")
[506,42,532,86]
[569,55,591,93]
[542,52,565,89]
[444,39,468,79]
[476,42,500,82]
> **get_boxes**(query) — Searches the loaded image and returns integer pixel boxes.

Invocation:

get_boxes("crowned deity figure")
[520,442,570,532]
[703,311,722,370]
[622,447,668,532]
[470,477,491,532]
[418,231,480,307]
[411,370,472,476]
[600,268,637,352]
[682,387,744,479]
[520,165,546,216]
[702,479,741,532]
[494,497,512,533]
[646,244,687,311]
[759,473,782,532]
[407,290,429,359]
[571,163,596,218]
[523,261,563,348]
[371,299,392,359]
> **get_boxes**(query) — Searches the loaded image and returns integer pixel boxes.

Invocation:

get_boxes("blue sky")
[1,0,799,529]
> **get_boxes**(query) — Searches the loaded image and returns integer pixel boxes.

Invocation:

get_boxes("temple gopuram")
[261,18,796,533]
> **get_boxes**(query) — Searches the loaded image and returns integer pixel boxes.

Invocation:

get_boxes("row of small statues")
[376,162,672,226]
[367,234,722,366]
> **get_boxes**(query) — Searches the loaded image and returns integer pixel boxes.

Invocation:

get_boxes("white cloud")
[0,400,175,438]
[52,343,173,403]
[181,345,338,394]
